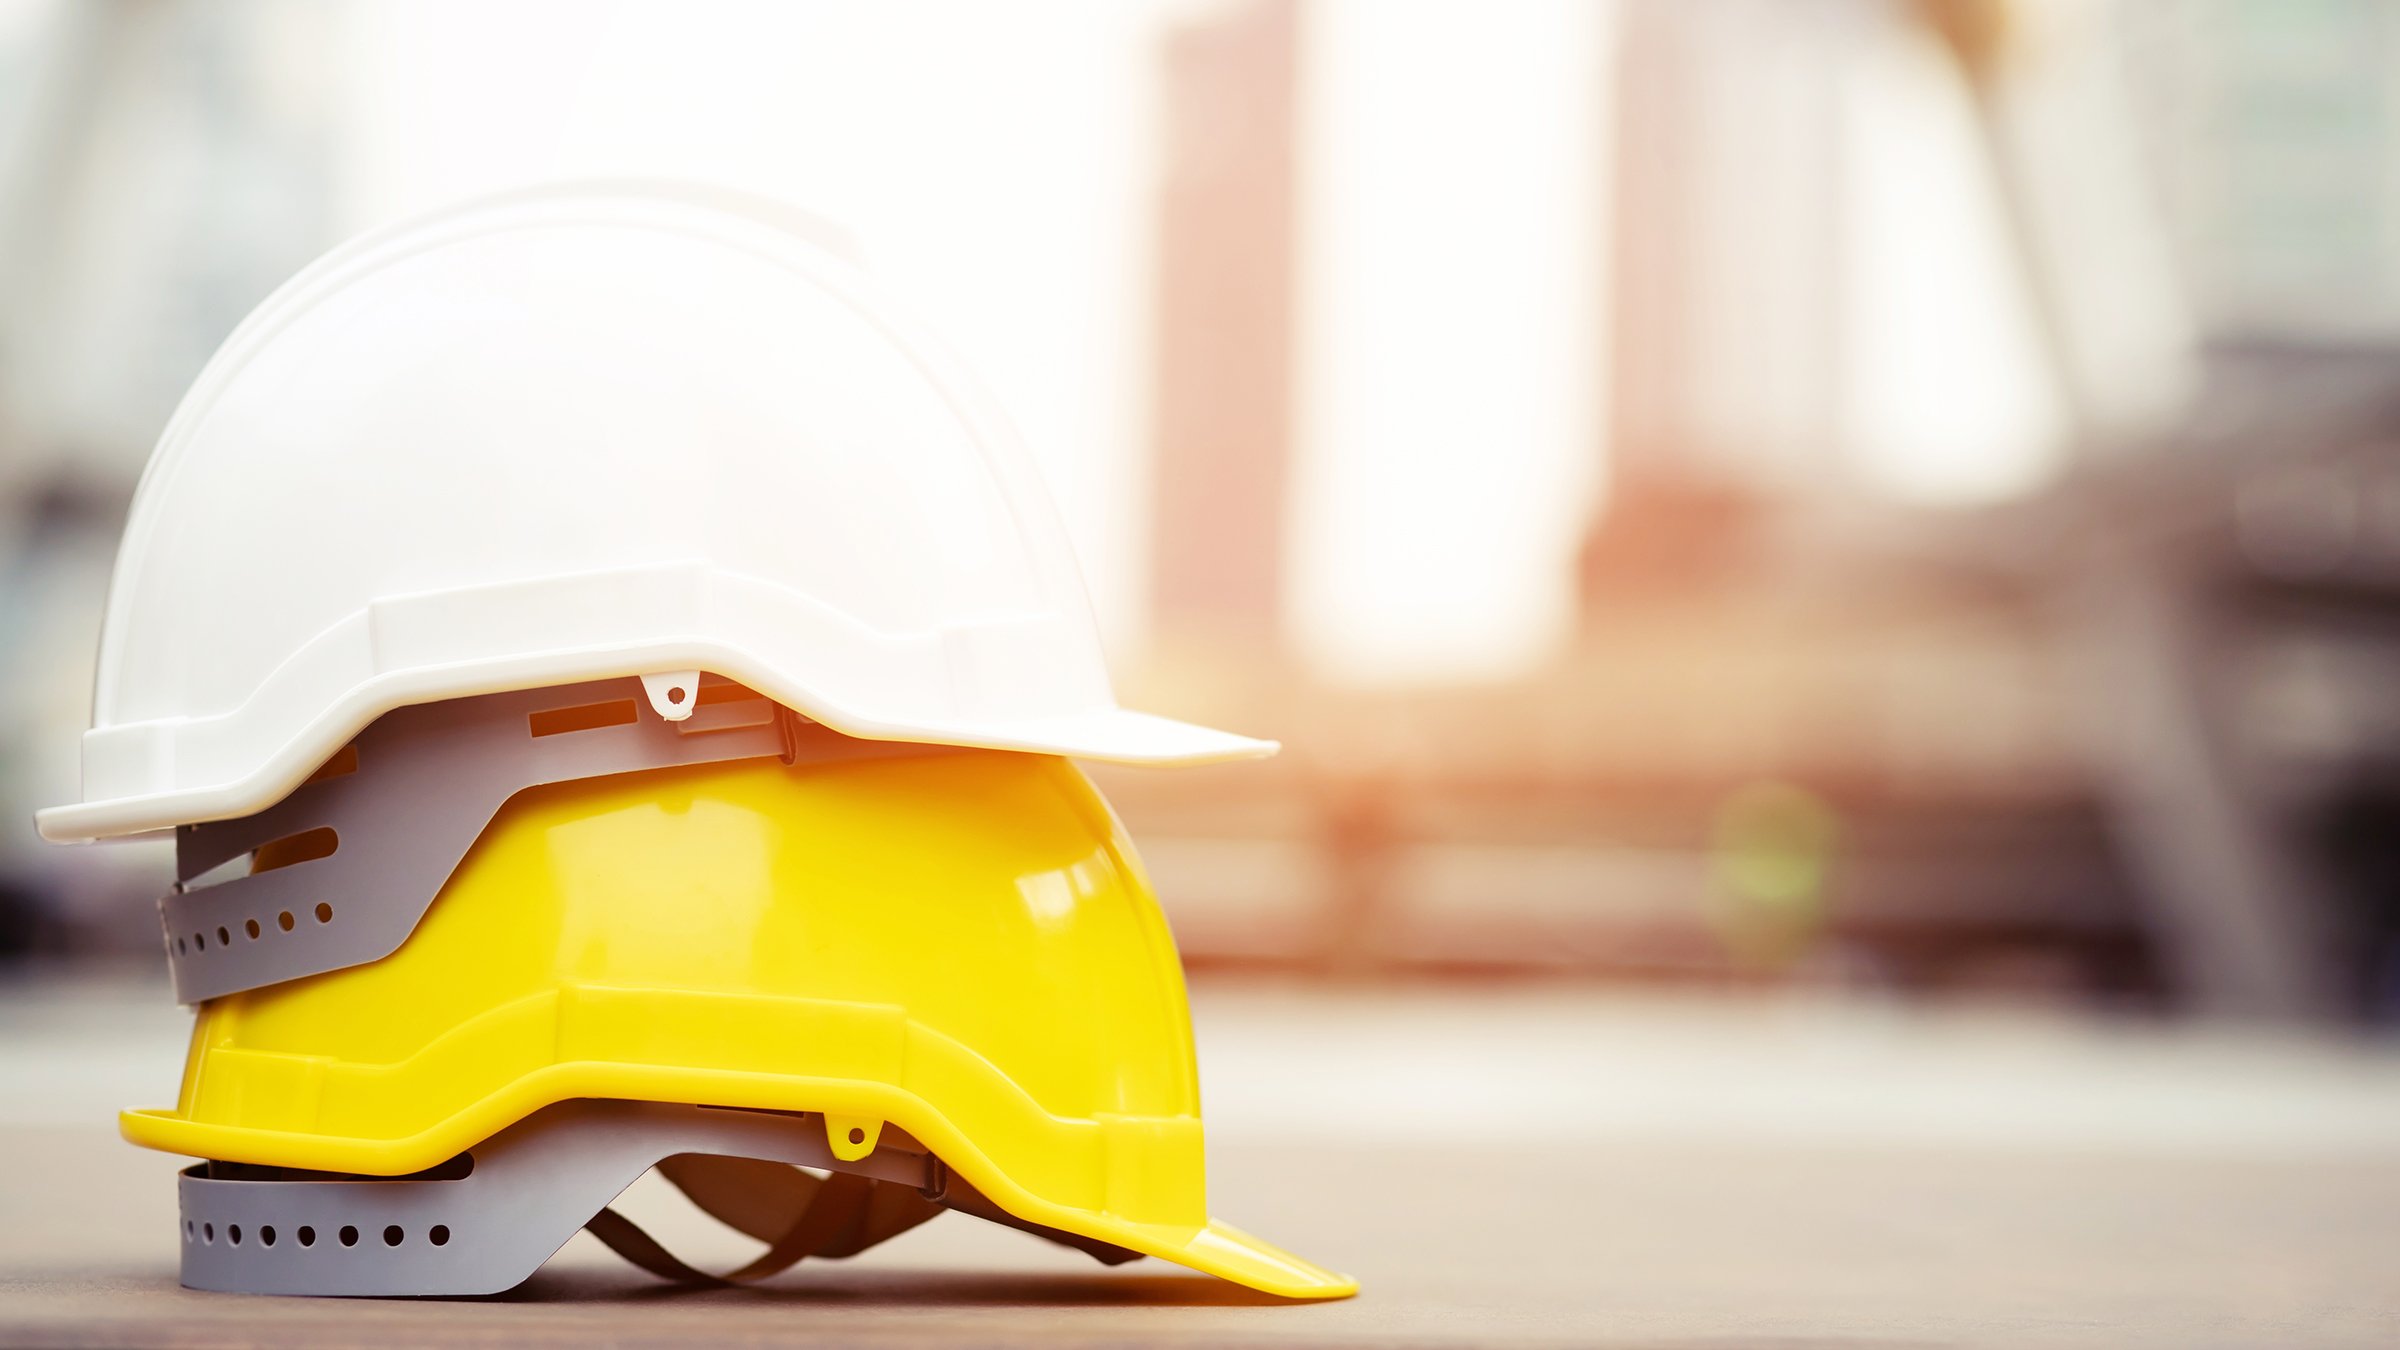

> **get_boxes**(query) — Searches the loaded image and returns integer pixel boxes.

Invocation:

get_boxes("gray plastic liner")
[159,675,941,1004]
[176,1099,938,1296]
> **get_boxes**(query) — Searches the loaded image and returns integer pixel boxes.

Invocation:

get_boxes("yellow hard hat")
[131,685,1352,1300]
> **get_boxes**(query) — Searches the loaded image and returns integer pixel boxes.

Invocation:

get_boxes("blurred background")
[4,0,2400,1029]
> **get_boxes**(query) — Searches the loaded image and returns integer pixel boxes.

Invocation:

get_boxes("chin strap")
[581,1151,1144,1285]
[586,1158,944,1284]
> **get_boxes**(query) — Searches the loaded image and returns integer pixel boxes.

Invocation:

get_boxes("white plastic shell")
[40,182,1272,843]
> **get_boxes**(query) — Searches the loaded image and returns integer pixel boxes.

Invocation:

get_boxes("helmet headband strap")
[160,675,941,1002]
[176,1099,1136,1296]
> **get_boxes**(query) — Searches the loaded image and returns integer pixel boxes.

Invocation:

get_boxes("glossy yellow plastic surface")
[123,749,1353,1299]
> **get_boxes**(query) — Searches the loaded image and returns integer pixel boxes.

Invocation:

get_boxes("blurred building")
[1113,0,2400,1024]
[1151,0,1296,659]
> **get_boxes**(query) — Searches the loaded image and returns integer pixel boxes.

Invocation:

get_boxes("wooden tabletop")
[3,978,2396,1347]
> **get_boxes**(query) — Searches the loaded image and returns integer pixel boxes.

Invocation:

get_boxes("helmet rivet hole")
[848,1126,866,1146]
[175,937,186,954]
[260,1225,276,1247]
[668,685,687,705]
[338,1225,358,1247]
[297,1225,316,1247]
[315,903,333,924]
[182,1220,193,1240]
[227,1224,242,1246]
[383,1225,404,1247]
[215,926,229,947]
[278,911,294,932]
[244,919,261,940]
[202,1223,214,1243]
[194,933,206,951]
[430,1224,451,1247]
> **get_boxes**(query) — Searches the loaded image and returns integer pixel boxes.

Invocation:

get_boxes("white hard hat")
[39,182,1271,843]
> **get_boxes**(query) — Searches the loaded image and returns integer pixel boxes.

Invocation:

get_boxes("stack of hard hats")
[37,184,1354,1301]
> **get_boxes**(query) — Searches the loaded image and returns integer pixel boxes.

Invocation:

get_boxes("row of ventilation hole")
[170,902,336,957]
[184,1218,450,1249]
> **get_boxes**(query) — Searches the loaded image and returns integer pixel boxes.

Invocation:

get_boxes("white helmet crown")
[40,182,1270,843]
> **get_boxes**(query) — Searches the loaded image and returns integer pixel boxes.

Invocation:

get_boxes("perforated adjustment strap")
[176,1101,937,1296]
[159,676,938,1004]
[174,1100,1141,1296]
